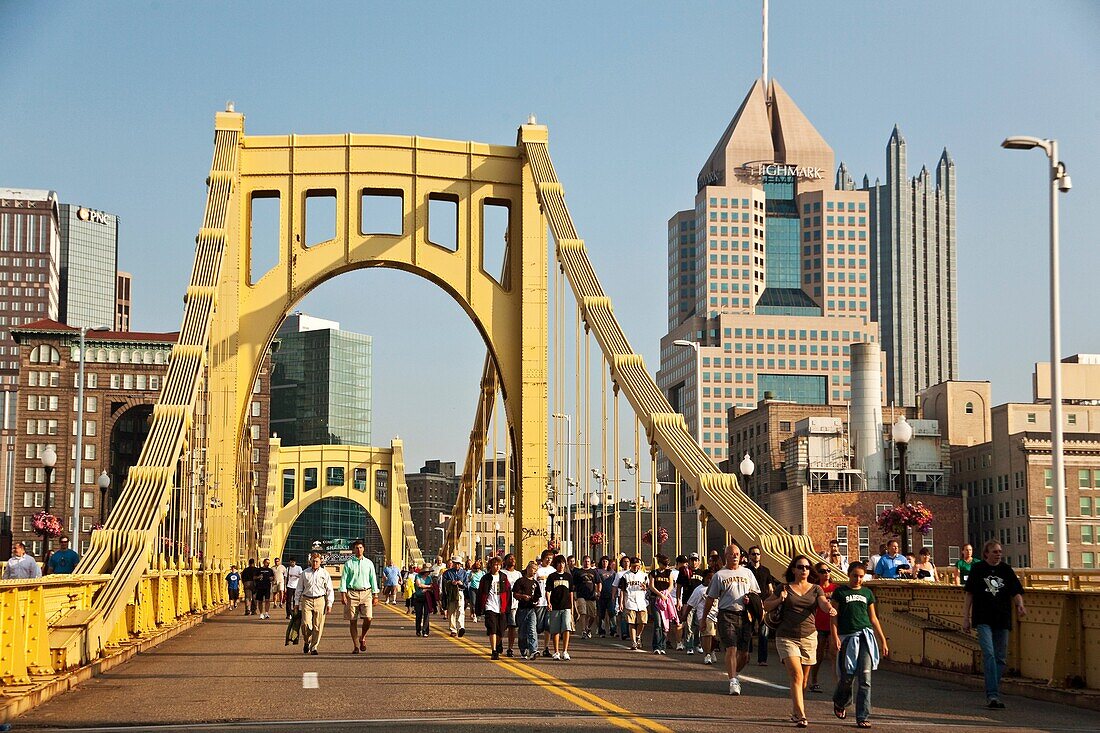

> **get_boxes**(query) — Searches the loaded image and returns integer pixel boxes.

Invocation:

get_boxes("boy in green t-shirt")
[830,562,889,728]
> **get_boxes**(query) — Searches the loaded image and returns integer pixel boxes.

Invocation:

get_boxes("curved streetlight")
[1002,135,1071,568]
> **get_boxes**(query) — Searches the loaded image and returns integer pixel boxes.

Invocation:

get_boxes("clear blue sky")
[2,2,1098,471]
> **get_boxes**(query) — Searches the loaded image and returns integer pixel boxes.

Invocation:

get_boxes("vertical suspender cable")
[491,388,499,553]
[634,417,641,561]
[583,329,591,552]
[600,357,608,553]
[650,448,659,569]
[613,384,620,559]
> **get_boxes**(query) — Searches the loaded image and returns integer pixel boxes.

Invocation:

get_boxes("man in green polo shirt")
[341,540,380,654]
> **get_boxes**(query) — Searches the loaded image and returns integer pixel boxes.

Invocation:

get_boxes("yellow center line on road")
[381,604,672,733]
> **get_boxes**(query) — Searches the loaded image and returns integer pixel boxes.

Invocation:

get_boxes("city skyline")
[2,2,1097,469]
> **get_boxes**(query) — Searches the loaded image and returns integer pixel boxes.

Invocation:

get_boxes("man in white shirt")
[272,558,287,608]
[284,559,303,619]
[3,542,41,579]
[295,552,334,655]
[534,548,555,657]
[617,556,650,651]
[703,545,761,696]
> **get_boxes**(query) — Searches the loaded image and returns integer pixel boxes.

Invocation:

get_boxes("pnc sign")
[740,161,824,180]
[76,207,111,225]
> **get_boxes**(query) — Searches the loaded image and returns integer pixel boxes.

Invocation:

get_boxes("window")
[1082,497,1094,517]
[858,526,869,562]
[251,401,261,417]
[1084,552,1096,570]
[353,468,368,491]
[835,525,849,559]
[282,469,295,506]
[965,402,974,414]
[948,545,960,564]
[1027,413,1036,424]
[303,467,318,491]
[326,466,345,486]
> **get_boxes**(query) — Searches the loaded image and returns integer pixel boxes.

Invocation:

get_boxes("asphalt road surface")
[12,603,1097,732]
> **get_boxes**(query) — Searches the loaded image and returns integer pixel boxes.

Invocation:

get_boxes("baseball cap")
[688,552,700,560]
[450,555,463,563]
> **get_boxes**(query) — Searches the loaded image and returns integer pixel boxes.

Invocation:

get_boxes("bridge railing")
[870,578,1100,690]
[0,566,225,695]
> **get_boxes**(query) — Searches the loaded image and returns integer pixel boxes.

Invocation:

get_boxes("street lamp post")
[891,416,913,554]
[1002,135,1072,568]
[73,325,109,549]
[97,470,111,523]
[672,339,705,556]
[41,446,57,556]
[739,453,754,550]
[551,414,572,554]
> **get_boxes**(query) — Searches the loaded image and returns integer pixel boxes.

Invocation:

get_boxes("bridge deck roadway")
[14,604,1096,732]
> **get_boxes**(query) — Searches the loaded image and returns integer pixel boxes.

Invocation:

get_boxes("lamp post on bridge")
[40,446,57,557]
[73,324,110,550]
[1001,134,1072,569]
[891,416,913,555]
[551,413,572,554]
[672,339,706,558]
[97,470,111,523]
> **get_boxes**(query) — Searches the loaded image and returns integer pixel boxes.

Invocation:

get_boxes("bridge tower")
[204,111,549,565]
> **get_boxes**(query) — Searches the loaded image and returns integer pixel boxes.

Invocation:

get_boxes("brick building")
[10,319,271,559]
[406,459,460,560]
[726,396,964,566]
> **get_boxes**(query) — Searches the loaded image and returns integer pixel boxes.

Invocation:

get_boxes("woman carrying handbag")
[763,554,836,728]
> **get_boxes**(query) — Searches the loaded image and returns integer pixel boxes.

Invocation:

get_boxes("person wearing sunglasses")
[762,555,836,728]
[808,563,838,693]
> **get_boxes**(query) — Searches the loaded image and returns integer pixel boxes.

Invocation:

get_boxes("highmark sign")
[697,161,825,190]
[740,162,824,180]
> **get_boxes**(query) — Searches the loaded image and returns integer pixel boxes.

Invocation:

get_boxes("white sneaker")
[552,652,561,660]
[562,652,571,661]
[728,678,742,695]
[676,642,685,651]
[703,653,714,664]
[687,648,694,655]
[696,646,704,654]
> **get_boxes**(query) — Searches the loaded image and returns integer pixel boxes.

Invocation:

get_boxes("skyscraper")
[57,203,119,330]
[862,127,958,407]
[657,78,881,464]
[270,312,373,446]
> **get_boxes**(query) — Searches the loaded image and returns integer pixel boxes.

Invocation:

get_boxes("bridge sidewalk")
[13,603,1098,732]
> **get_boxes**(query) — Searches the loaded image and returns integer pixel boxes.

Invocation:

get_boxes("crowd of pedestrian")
[217,536,1024,728]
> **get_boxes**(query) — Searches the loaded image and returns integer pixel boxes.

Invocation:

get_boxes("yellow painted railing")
[872,579,1100,690]
[0,566,226,693]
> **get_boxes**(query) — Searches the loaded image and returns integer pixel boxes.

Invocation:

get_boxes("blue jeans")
[834,635,873,722]
[975,625,1009,701]
[516,608,538,654]
[757,626,769,663]
[597,596,613,633]
[651,601,667,651]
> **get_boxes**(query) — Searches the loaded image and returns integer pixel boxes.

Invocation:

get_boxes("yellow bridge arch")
[258,439,422,568]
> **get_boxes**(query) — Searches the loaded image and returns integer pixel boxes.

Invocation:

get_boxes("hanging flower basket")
[877,502,934,537]
[90,522,104,531]
[590,531,604,547]
[31,511,64,539]
[641,527,669,546]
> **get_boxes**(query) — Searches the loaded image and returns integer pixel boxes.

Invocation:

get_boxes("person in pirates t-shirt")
[546,555,575,660]
[676,552,707,654]
[963,541,1026,710]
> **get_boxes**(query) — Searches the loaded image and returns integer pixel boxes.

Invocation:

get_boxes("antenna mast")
[762,0,769,87]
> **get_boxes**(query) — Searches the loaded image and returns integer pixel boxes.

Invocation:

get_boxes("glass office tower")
[271,313,372,446]
[58,204,118,329]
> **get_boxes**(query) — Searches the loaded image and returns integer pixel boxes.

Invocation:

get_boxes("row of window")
[22,487,100,506]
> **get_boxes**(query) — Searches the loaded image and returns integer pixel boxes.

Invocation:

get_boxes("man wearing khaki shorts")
[571,555,599,639]
[341,540,380,654]
[618,556,650,651]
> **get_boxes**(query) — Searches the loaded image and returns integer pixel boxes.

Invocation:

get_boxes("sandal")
[796,719,808,729]
[856,721,871,728]
[833,705,847,720]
